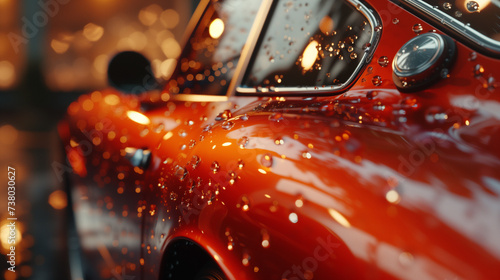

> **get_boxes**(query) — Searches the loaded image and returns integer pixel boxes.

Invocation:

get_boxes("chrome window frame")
[397,0,500,57]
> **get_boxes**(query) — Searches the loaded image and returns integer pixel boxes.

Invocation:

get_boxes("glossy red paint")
[60,0,500,279]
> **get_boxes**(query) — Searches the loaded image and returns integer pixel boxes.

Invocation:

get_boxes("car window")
[399,0,500,55]
[166,0,263,96]
[238,0,380,94]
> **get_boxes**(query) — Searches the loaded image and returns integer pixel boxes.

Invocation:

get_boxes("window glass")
[239,0,377,93]
[167,0,263,95]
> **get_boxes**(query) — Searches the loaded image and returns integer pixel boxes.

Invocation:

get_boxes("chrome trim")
[227,0,274,97]
[399,0,500,56]
[172,94,228,102]
[235,0,382,95]
[179,0,210,51]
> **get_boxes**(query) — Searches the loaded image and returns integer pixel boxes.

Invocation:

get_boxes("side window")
[238,0,380,94]
[166,0,263,96]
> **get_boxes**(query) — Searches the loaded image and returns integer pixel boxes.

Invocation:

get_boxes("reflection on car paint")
[60,0,500,279]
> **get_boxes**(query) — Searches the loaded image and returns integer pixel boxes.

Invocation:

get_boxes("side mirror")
[107,51,160,94]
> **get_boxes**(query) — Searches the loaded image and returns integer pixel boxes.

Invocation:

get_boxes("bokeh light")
[209,18,225,39]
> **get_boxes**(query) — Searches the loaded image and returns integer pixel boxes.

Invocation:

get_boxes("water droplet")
[239,195,250,211]
[468,52,477,61]
[486,76,496,91]
[402,97,418,108]
[455,10,462,17]
[412,23,423,34]
[373,102,386,111]
[186,119,194,126]
[367,66,373,74]
[269,113,284,122]
[261,154,273,168]
[466,1,480,13]
[392,18,399,24]
[240,114,249,121]
[238,136,249,148]
[338,41,345,49]
[295,196,304,208]
[189,177,202,193]
[374,25,382,32]
[274,137,284,145]
[261,230,270,248]
[274,74,283,84]
[425,106,448,124]
[238,159,244,169]
[372,76,382,86]
[443,2,452,10]
[289,212,298,223]
[174,165,188,181]
[210,161,220,174]
[362,43,371,52]
[227,240,234,251]
[189,139,196,149]
[393,108,408,124]
[320,103,334,115]
[170,191,178,201]
[215,110,232,121]
[269,56,275,63]
[202,124,212,132]
[221,120,235,130]
[191,155,201,169]
[301,151,312,159]
[178,130,187,137]
[347,46,354,52]
[377,56,389,67]
[242,253,250,266]
[350,52,358,60]
[228,171,237,185]
[366,91,378,100]
[440,68,450,79]
[474,64,484,77]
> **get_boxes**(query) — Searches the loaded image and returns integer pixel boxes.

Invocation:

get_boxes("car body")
[58,0,500,279]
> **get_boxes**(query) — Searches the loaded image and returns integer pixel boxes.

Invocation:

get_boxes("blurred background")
[0,0,199,279]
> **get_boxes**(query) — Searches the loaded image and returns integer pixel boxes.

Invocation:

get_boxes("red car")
[58,0,500,279]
